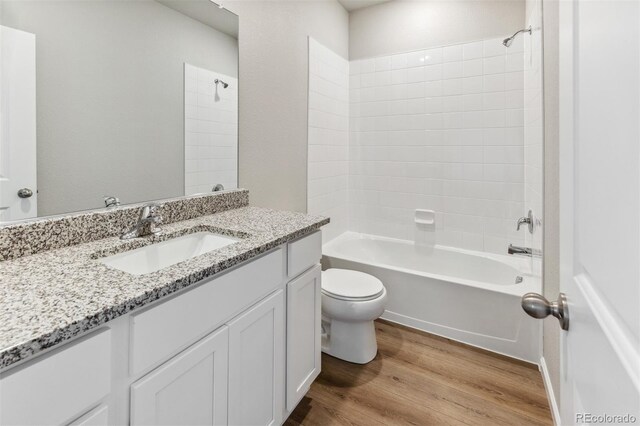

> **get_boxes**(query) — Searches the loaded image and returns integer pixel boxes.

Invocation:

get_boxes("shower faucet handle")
[516,210,534,233]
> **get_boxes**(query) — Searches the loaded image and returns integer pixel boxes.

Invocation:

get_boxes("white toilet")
[321,268,388,364]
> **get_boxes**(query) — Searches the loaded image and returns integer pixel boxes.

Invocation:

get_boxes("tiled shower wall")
[348,38,526,254]
[307,37,530,255]
[184,63,238,196]
[307,39,350,243]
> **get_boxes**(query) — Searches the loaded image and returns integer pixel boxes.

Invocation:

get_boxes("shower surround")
[309,36,528,255]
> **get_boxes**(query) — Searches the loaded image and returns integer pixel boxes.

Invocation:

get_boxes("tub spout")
[508,244,542,257]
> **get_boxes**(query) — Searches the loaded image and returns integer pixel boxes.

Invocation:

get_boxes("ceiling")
[156,0,239,39]
[338,0,392,12]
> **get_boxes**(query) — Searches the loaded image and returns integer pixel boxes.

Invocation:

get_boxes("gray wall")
[226,0,349,212]
[349,0,525,59]
[542,0,561,410]
[2,0,238,216]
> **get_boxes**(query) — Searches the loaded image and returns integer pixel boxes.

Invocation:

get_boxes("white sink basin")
[100,232,241,275]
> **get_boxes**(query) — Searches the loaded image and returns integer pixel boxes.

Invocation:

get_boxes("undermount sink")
[99,232,241,275]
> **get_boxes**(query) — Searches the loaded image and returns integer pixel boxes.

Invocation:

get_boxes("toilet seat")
[321,269,384,301]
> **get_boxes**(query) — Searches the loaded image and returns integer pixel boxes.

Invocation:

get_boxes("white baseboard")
[540,356,561,425]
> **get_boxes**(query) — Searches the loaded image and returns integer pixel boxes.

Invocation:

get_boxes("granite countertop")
[0,206,328,370]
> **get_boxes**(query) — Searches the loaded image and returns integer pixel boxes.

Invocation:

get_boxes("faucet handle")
[138,202,162,220]
[104,196,120,208]
[517,209,534,233]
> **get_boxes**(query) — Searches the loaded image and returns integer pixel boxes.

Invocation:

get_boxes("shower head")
[503,26,532,47]
[214,78,229,89]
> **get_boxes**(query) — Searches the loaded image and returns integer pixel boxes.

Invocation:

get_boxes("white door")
[130,326,229,426]
[0,25,37,221]
[228,289,285,426]
[559,0,640,424]
[286,264,321,412]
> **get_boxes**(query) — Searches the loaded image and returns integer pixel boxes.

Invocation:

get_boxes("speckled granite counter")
[0,207,328,370]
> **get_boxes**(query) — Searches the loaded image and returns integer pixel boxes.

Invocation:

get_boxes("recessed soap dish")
[415,209,435,225]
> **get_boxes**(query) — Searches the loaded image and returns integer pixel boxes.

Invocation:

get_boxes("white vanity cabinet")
[130,326,230,426]
[0,329,111,426]
[285,265,322,412]
[0,231,323,426]
[228,290,285,426]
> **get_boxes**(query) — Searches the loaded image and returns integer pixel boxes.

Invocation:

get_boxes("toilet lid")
[321,269,385,301]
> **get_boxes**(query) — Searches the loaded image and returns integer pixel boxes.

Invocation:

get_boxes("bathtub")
[322,232,541,362]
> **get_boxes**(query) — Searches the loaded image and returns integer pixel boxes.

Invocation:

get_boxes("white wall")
[1,0,238,216]
[184,64,238,196]
[307,38,350,243]
[349,0,525,59]
[349,39,526,253]
[226,0,349,212]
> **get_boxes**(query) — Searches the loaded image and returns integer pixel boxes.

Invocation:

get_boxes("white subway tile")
[461,94,483,111]
[406,50,427,67]
[504,71,524,90]
[442,61,463,79]
[463,59,483,77]
[463,41,484,60]
[442,96,462,112]
[505,90,524,108]
[391,68,408,84]
[425,97,444,113]
[483,74,505,92]
[505,109,524,126]
[360,58,376,73]
[482,92,506,110]
[483,110,506,128]
[462,76,483,94]
[506,53,524,72]
[392,53,409,70]
[483,38,507,57]
[442,78,463,96]
[424,81,443,97]
[375,71,392,86]
[443,44,463,62]
[375,55,392,71]
[424,64,443,81]
[483,56,506,75]
[407,66,425,83]
[423,48,443,65]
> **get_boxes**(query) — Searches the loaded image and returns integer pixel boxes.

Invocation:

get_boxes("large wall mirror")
[0,0,239,222]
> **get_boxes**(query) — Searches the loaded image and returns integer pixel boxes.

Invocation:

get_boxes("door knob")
[521,292,569,330]
[17,188,33,198]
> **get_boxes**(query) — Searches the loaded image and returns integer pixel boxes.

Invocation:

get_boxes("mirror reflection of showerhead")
[214,78,229,89]
[502,26,532,47]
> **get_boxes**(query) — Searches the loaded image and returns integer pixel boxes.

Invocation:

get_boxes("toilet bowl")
[321,268,387,364]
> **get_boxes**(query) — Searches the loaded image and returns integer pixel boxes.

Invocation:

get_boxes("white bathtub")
[322,232,541,362]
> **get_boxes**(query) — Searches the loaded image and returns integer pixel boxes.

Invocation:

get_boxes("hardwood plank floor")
[286,320,553,426]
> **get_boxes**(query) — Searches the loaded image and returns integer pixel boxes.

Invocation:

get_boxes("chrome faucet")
[516,210,534,233]
[120,203,163,240]
[508,244,542,258]
[104,196,120,208]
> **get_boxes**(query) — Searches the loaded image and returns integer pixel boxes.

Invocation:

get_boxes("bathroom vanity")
[0,191,327,425]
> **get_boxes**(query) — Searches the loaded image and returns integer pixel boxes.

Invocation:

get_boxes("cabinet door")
[0,329,111,426]
[130,326,229,426]
[228,290,285,426]
[68,405,109,426]
[286,265,322,411]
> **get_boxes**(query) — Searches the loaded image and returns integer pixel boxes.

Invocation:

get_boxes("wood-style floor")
[286,320,553,426]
